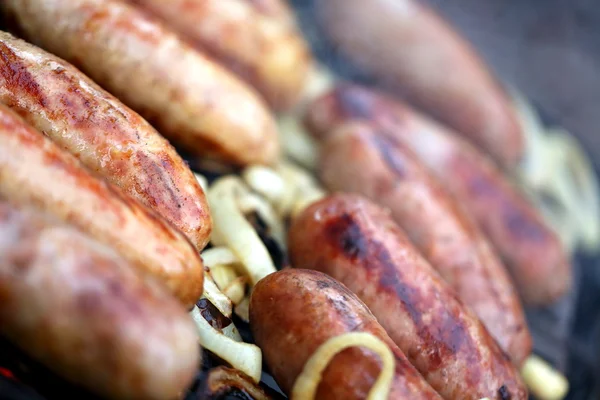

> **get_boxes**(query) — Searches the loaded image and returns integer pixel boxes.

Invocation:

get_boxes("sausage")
[0,103,204,308]
[1,0,279,167]
[0,201,199,400]
[314,0,523,168]
[0,31,211,251]
[250,268,442,400]
[288,195,528,400]
[304,84,572,305]
[318,121,532,366]
[128,0,312,111]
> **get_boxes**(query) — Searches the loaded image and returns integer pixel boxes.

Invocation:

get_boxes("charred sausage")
[315,0,523,168]
[250,268,442,400]
[305,84,572,305]
[288,194,528,399]
[0,201,199,400]
[0,31,211,250]
[0,103,204,308]
[1,0,279,166]
[318,121,531,366]
[128,0,312,111]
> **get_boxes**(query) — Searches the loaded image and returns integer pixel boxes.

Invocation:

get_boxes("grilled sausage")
[0,201,199,400]
[0,31,211,251]
[288,195,528,399]
[318,121,531,366]
[0,103,204,308]
[250,268,442,400]
[1,0,279,167]
[315,0,523,168]
[305,84,572,305]
[128,0,312,111]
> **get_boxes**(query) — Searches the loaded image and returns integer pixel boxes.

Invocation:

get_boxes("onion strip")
[202,272,233,318]
[520,355,569,400]
[290,332,394,400]
[191,306,262,383]
[202,246,240,267]
[242,165,286,203]
[208,177,276,286]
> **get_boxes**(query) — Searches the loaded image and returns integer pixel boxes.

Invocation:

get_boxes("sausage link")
[0,201,199,400]
[0,103,203,308]
[0,31,211,250]
[1,0,279,166]
[128,0,312,111]
[318,121,532,366]
[315,0,523,168]
[288,195,528,399]
[305,84,572,305]
[250,268,442,400]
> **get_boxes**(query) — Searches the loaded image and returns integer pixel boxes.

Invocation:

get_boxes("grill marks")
[0,32,211,249]
[322,210,474,373]
[0,41,46,107]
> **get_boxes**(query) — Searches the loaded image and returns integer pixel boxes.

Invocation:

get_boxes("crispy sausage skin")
[319,121,531,366]
[0,31,211,250]
[1,0,279,167]
[128,0,312,111]
[0,103,204,308]
[250,269,442,400]
[0,201,199,400]
[305,84,572,305]
[315,0,523,168]
[288,195,528,400]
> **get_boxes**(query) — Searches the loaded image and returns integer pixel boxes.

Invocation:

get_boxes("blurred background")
[290,0,600,398]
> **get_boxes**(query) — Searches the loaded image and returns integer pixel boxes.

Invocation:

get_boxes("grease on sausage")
[289,195,528,399]
[250,269,442,400]
[318,121,532,366]
[0,103,204,308]
[0,30,211,250]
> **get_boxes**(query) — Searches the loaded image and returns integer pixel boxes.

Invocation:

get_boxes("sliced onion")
[277,115,319,171]
[210,264,240,293]
[242,165,286,203]
[291,332,394,400]
[222,276,247,306]
[221,322,242,342]
[547,129,600,253]
[208,177,276,286]
[298,63,336,107]
[237,190,287,249]
[202,275,233,318]
[510,89,600,255]
[234,296,250,323]
[191,306,262,383]
[521,355,569,400]
[202,247,240,267]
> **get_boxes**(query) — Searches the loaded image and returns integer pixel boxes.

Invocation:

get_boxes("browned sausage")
[0,103,203,308]
[1,0,279,167]
[305,84,572,305]
[315,0,523,168]
[0,31,211,250]
[288,195,528,400]
[128,0,312,111]
[0,201,199,400]
[250,268,442,400]
[318,120,531,366]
